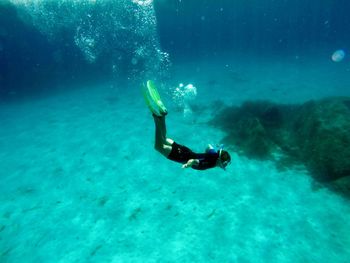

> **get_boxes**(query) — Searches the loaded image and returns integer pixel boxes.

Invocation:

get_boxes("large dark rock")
[212,100,298,159]
[293,98,350,181]
[212,97,350,182]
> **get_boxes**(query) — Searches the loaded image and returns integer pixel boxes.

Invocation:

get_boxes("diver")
[142,80,231,170]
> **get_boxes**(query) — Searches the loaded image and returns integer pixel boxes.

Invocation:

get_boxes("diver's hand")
[182,163,189,168]
[182,159,199,168]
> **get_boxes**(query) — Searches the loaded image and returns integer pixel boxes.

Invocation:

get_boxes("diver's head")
[217,149,231,170]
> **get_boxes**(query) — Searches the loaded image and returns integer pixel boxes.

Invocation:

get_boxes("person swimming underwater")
[142,80,231,170]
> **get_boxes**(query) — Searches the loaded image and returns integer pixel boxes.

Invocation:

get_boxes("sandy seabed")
[1,53,350,262]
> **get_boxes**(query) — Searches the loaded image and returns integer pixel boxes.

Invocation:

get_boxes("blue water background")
[1,1,350,262]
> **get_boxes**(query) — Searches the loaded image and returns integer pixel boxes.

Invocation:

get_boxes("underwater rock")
[293,98,350,181]
[212,97,350,182]
[212,101,291,159]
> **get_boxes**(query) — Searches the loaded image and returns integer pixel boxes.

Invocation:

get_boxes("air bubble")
[331,49,345,62]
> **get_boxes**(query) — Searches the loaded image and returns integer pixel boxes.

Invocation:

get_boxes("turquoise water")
[1,1,350,262]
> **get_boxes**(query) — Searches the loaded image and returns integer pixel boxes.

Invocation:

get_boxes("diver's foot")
[142,80,168,117]
[157,103,168,116]
[155,100,168,116]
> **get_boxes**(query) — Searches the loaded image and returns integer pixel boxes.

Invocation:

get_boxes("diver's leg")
[157,116,173,146]
[153,115,172,157]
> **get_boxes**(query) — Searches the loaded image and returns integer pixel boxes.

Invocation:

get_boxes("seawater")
[1,1,350,262]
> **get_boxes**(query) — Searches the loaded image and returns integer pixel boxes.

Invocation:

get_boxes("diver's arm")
[182,159,200,168]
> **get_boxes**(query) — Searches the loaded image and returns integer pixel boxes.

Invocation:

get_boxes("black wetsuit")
[167,141,219,170]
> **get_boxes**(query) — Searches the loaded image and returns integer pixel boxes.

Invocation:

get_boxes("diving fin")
[142,82,162,116]
[147,80,167,114]
[142,80,167,116]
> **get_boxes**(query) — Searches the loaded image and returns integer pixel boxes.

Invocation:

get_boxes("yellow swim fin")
[142,82,161,116]
[142,80,167,116]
